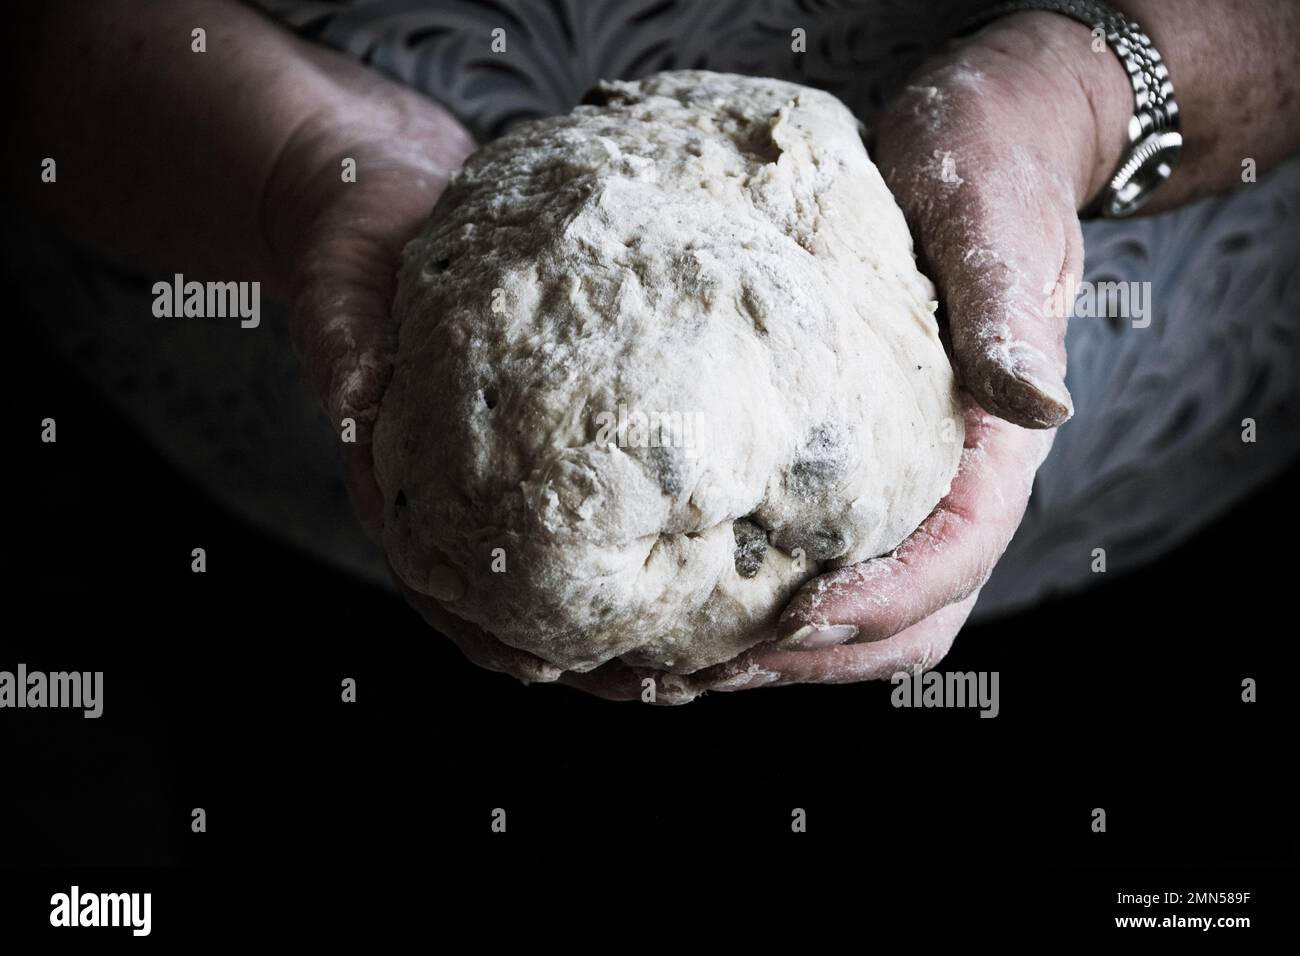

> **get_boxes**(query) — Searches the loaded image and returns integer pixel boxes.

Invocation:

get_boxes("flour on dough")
[375,71,963,675]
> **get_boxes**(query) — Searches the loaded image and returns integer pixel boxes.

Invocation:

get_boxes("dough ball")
[375,70,963,675]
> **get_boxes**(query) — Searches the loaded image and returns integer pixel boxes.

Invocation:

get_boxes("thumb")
[929,168,1081,429]
[287,237,401,543]
[871,32,1106,429]
[881,135,1081,429]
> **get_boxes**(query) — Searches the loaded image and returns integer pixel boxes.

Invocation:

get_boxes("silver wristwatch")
[965,0,1182,217]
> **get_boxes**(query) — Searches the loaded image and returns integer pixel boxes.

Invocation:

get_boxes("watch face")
[1108,131,1183,217]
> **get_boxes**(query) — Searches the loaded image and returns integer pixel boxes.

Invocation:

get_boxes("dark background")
[3,302,1295,936]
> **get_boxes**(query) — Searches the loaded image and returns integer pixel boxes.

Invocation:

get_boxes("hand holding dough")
[375,71,963,676]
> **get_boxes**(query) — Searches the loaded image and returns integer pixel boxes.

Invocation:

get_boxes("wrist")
[258,52,475,296]
[263,107,472,288]
[260,106,368,290]
[959,11,1133,209]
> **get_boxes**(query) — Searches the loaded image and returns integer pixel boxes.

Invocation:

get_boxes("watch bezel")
[1104,130,1183,217]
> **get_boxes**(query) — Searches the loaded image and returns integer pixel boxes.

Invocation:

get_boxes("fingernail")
[1018,349,1073,408]
[519,663,563,685]
[426,564,465,601]
[711,669,781,691]
[656,674,701,703]
[780,623,859,649]
[1015,371,1073,422]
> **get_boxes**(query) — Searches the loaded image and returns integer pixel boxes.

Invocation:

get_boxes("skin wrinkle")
[257,107,329,283]
[336,354,388,423]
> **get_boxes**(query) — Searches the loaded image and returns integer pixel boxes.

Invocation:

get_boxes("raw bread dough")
[375,70,963,675]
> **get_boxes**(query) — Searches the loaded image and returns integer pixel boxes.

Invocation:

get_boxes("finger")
[390,567,564,686]
[288,239,401,541]
[934,176,1081,429]
[708,591,979,690]
[876,74,1084,429]
[777,402,1051,644]
[391,545,700,702]
[287,238,399,441]
[341,440,384,545]
[400,580,698,705]
[556,663,700,706]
